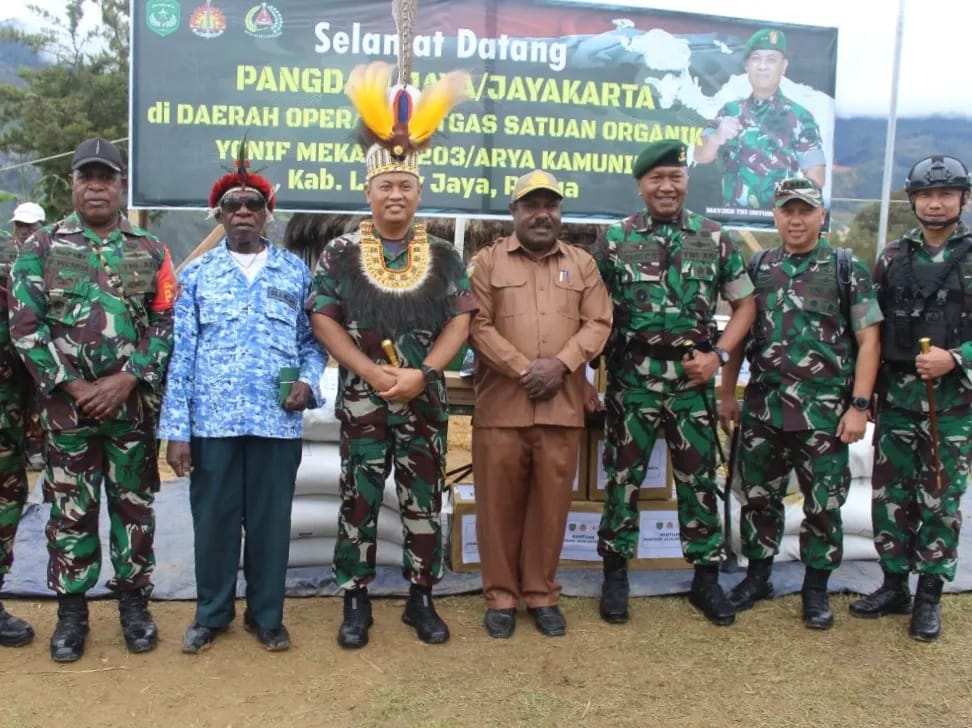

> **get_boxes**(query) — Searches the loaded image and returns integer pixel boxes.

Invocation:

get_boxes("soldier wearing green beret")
[593,139,756,626]
[695,28,826,210]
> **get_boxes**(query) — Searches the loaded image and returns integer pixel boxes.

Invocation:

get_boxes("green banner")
[130,0,837,225]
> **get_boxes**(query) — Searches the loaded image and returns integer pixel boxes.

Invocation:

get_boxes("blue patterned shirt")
[159,239,326,441]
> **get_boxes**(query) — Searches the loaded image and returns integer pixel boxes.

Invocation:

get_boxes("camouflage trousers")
[333,414,446,590]
[737,416,849,570]
[872,406,972,581]
[0,422,27,577]
[45,420,159,594]
[597,386,723,565]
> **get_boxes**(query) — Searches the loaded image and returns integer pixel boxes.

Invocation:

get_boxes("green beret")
[632,140,687,179]
[744,28,787,58]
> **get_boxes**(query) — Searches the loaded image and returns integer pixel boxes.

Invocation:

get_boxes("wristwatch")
[850,396,870,412]
[420,364,442,384]
[713,346,730,366]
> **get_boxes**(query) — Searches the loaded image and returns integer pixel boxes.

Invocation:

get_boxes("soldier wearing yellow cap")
[593,140,755,626]
[695,28,826,209]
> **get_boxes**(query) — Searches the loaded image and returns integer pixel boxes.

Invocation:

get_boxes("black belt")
[884,360,917,374]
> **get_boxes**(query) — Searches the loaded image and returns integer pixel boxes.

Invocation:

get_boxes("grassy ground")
[3,592,972,728]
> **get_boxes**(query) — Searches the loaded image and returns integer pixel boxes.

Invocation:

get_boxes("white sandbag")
[286,537,404,568]
[777,533,876,563]
[848,423,875,480]
[302,367,341,442]
[778,479,874,538]
[294,442,342,495]
[290,495,406,544]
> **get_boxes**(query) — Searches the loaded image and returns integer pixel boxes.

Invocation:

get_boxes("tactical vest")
[880,237,972,363]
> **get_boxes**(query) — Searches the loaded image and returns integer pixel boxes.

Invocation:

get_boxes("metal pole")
[875,0,906,261]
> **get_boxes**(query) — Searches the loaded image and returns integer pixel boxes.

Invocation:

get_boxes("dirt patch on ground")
[11,417,972,726]
[4,593,972,727]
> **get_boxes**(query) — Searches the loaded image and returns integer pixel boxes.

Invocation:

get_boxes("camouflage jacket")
[593,208,753,392]
[705,90,825,208]
[874,223,972,412]
[0,233,30,425]
[307,225,476,425]
[744,239,883,430]
[8,212,175,430]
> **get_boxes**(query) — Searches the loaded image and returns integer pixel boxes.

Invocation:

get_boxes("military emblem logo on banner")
[146,0,181,37]
[189,0,226,39]
[244,3,283,39]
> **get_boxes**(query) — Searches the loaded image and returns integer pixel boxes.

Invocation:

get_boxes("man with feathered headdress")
[306,0,474,649]
[159,141,325,655]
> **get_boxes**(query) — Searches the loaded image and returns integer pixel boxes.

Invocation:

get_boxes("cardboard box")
[557,500,686,570]
[448,484,480,573]
[447,490,686,573]
[587,428,674,502]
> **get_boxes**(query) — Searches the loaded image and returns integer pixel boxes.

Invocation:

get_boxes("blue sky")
[3,0,968,117]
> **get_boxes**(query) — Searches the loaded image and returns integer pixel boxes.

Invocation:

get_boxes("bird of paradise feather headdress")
[208,135,277,215]
[344,0,470,182]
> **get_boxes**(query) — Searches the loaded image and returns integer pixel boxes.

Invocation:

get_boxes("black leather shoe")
[182,623,222,654]
[728,559,774,611]
[600,554,630,624]
[689,566,736,626]
[0,601,35,648]
[402,585,449,644]
[527,606,566,637]
[118,590,158,654]
[849,572,912,619]
[337,588,373,649]
[244,613,291,651]
[483,608,516,639]
[50,594,89,663]
[910,575,943,642]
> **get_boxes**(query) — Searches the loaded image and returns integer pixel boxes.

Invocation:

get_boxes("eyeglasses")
[219,194,267,213]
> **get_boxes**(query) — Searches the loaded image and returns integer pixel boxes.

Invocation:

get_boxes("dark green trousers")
[189,436,301,630]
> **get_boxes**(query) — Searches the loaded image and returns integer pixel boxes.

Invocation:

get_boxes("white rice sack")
[290,495,406,544]
[286,537,403,568]
[302,367,341,442]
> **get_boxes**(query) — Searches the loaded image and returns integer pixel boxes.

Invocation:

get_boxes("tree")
[833,191,916,265]
[0,0,129,217]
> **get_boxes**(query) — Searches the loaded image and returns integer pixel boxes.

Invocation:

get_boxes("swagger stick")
[919,337,943,495]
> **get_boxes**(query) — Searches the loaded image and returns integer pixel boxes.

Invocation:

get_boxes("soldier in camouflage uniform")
[720,178,882,629]
[695,28,826,209]
[594,139,756,626]
[8,138,176,662]
[308,141,475,649]
[850,156,972,642]
[0,225,34,647]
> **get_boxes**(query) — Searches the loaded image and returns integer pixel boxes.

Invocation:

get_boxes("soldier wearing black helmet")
[850,155,972,642]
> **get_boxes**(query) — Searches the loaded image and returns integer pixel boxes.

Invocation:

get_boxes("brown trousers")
[472,425,582,609]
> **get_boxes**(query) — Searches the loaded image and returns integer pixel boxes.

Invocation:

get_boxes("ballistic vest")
[880,236,972,363]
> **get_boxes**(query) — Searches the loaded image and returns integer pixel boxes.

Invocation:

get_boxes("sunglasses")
[219,194,267,213]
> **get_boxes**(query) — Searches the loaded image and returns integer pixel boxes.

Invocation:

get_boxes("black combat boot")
[401,584,449,644]
[689,565,736,626]
[728,558,774,611]
[118,589,158,653]
[801,567,834,630]
[849,571,912,618]
[599,553,630,624]
[337,587,373,649]
[0,577,34,647]
[50,594,89,663]
[909,575,943,642]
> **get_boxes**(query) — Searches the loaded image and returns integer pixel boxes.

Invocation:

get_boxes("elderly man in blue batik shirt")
[158,162,326,655]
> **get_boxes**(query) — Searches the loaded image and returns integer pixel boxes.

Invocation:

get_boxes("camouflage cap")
[510,169,563,203]
[632,140,687,179]
[774,177,823,208]
[744,28,787,59]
